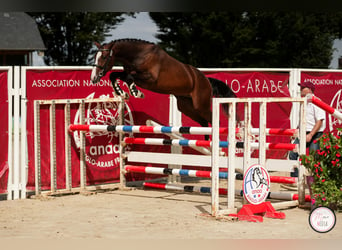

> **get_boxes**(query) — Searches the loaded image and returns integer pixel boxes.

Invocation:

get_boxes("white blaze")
[91,51,102,82]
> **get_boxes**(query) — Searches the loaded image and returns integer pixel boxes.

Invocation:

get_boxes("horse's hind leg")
[176,96,210,140]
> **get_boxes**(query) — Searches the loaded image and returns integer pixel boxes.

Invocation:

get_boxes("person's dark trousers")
[288,132,323,177]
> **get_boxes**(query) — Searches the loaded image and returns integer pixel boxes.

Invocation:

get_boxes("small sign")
[243,164,270,205]
[309,206,336,233]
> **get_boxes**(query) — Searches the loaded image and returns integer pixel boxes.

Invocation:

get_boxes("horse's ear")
[94,42,101,49]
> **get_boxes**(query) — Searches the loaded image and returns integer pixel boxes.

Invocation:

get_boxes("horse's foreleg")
[125,75,144,98]
[109,72,129,98]
[128,83,144,98]
[113,79,129,98]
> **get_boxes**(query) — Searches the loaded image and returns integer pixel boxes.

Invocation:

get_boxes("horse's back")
[154,50,211,96]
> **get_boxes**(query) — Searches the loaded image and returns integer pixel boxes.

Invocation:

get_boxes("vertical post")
[12,66,20,199]
[79,100,86,190]
[243,101,252,204]
[298,97,307,205]
[7,66,14,200]
[211,98,220,217]
[243,101,252,171]
[50,101,57,193]
[64,101,72,191]
[289,69,301,130]
[227,100,236,213]
[34,101,41,195]
[119,97,126,187]
[168,95,182,183]
[20,66,27,199]
[259,101,267,167]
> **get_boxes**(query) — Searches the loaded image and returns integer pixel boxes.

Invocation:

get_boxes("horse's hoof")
[113,91,129,99]
[132,91,144,99]
[137,92,145,98]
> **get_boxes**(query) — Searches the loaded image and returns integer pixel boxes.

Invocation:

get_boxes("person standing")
[288,81,326,177]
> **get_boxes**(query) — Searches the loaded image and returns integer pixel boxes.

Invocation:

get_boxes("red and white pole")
[307,94,342,121]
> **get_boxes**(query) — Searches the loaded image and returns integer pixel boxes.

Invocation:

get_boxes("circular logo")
[243,164,270,205]
[73,92,134,170]
[309,206,336,233]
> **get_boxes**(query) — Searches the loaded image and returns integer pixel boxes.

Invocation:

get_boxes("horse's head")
[91,42,114,83]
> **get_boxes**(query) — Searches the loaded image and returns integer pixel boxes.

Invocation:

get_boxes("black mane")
[111,38,155,45]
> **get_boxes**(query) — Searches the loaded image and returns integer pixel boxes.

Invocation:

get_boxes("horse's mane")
[111,38,155,45]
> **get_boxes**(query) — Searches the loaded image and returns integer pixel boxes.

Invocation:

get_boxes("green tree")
[27,12,131,66]
[150,12,342,68]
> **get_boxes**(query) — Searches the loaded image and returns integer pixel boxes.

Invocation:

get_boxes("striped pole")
[143,182,310,202]
[307,94,342,121]
[69,124,225,135]
[124,165,235,179]
[69,124,298,137]
[125,165,297,184]
[123,137,298,151]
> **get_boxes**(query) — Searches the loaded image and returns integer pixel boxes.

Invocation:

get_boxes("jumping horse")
[91,39,237,135]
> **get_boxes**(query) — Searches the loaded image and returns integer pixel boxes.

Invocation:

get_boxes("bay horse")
[90,39,237,134]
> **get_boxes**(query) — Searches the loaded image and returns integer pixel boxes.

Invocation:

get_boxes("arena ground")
[0,181,341,240]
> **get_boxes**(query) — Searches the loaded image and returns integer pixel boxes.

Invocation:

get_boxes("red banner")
[301,71,342,133]
[205,71,291,125]
[199,71,291,159]
[0,70,9,193]
[25,68,294,190]
[25,69,169,190]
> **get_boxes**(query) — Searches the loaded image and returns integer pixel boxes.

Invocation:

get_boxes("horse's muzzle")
[91,76,101,84]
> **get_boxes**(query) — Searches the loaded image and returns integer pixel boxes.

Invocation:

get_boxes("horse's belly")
[136,80,193,96]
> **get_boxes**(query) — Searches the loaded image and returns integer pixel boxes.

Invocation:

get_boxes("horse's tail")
[207,77,236,116]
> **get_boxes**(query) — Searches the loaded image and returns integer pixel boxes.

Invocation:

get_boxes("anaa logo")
[243,164,270,205]
[73,92,134,169]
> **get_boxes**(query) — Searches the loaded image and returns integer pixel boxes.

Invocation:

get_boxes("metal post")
[211,98,220,217]
[168,95,182,183]
[33,101,41,195]
[227,100,237,214]
[64,101,72,191]
[49,101,57,193]
[20,66,27,199]
[12,66,20,199]
[7,66,14,200]
[243,101,252,204]
[79,100,86,190]
[119,97,126,187]
[243,101,252,172]
[298,97,307,205]
[259,101,267,167]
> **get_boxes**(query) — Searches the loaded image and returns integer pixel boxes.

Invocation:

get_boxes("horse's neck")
[113,42,145,63]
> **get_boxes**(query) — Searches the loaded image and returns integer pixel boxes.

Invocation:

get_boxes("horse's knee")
[125,74,134,84]
[109,72,121,82]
